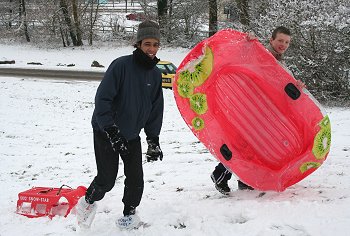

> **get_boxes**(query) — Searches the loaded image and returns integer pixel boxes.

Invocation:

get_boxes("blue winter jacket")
[91,54,164,140]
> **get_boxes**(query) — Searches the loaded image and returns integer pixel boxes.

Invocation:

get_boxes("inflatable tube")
[173,29,331,191]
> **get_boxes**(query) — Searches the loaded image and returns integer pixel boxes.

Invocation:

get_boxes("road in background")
[0,67,104,80]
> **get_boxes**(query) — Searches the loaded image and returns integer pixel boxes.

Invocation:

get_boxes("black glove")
[104,125,129,156]
[146,137,163,162]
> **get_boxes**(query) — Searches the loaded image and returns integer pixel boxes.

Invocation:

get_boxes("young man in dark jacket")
[211,26,294,194]
[76,20,164,229]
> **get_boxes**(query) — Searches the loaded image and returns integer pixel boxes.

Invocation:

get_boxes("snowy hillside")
[1,44,350,236]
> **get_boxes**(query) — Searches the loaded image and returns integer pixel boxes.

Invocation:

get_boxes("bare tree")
[208,0,217,36]
[235,0,249,27]
[72,0,83,46]
[158,0,167,36]
[59,0,78,46]
[19,0,30,42]
[87,0,100,45]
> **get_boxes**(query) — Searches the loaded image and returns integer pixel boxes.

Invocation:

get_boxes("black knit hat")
[136,20,160,42]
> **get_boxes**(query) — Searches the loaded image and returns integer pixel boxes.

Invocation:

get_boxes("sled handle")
[38,188,53,194]
[56,184,73,195]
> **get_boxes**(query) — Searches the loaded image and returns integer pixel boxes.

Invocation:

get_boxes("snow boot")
[237,180,254,190]
[117,214,141,230]
[117,205,141,230]
[76,197,97,229]
[211,173,231,195]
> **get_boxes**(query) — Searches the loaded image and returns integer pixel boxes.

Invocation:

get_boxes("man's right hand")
[246,32,258,41]
[104,126,129,156]
[296,80,306,89]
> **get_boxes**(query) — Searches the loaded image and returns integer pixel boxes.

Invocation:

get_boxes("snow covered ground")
[1,43,350,236]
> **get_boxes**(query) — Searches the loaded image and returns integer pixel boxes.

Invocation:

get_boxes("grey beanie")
[136,20,160,42]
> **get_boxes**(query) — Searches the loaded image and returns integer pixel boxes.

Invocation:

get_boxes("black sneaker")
[211,174,231,195]
[237,180,254,190]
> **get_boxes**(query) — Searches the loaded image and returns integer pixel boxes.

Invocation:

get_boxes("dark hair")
[271,26,291,39]
[133,41,141,48]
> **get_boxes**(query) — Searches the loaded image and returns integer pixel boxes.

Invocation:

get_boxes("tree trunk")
[9,0,13,28]
[209,0,217,37]
[157,0,167,38]
[166,0,173,42]
[168,0,173,16]
[88,1,100,45]
[19,0,30,42]
[235,0,250,26]
[59,25,67,47]
[72,0,83,46]
[89,2,94,45]
[60,0,78,46]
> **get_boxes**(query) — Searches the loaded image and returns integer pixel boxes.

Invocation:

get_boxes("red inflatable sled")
[174,29,331,191]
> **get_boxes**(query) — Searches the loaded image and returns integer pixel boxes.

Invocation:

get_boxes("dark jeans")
[85,129,144,209]
[212,163,232,184]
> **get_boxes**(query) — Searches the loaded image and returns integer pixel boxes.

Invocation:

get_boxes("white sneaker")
[116,214,141,230]
[76,197,97,229]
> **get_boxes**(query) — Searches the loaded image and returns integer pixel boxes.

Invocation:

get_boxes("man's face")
[270,33,291,54]
[139,38,160,59]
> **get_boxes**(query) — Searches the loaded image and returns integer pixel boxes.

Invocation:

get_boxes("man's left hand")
[146,137,163,162]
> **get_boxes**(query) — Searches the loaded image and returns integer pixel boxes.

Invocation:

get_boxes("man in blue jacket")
[76,20,164,229]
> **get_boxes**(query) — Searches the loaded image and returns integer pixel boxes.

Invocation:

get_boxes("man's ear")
[135,41,142,48]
